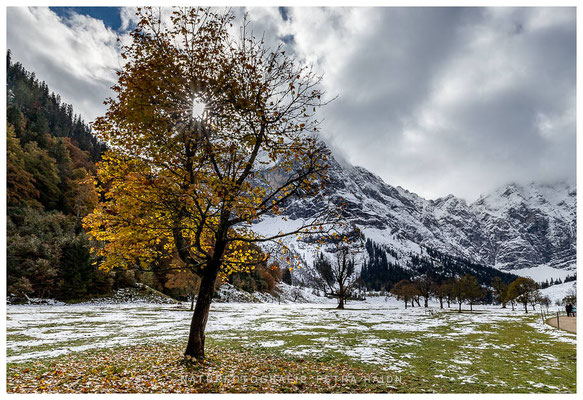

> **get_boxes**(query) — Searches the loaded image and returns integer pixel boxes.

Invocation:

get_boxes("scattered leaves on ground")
[6,342,407,393]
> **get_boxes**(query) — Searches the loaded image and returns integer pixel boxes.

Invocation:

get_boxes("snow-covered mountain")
[254,150,576,282]
[471,183,576,270]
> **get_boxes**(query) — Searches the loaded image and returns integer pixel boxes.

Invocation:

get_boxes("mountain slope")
[471,182,576,270]
[254,150,576,282]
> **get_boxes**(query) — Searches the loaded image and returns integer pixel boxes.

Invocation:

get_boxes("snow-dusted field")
[7,296,577,391]
[6,297,574,366]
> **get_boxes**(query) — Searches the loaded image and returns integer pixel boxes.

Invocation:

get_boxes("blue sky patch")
[50,7,122,31]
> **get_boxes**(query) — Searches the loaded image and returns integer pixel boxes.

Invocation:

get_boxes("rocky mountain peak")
[265,150,576,275]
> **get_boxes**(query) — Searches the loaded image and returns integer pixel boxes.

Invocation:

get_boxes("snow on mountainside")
[471,182,576,271]
[252,150,576,283]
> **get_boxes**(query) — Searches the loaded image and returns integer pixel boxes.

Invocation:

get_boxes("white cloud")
[119,7,138,31]
[7,7,123,123]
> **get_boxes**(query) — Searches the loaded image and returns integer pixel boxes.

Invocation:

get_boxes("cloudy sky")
[6,6,576,201]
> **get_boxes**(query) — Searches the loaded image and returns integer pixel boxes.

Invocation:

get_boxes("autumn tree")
[390,279,417,309]
[491,276,509,308]
[432,280,451,309]
[413,274,433,308]
[459,274,483,312]
[507,277,539,313]
[451,277,466,313]
[6,124,40,208]
[165,268,200,311]
[83,7,333,361]
[451,274,484,312]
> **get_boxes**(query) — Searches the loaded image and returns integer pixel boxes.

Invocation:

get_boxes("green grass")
[203,312,575,393]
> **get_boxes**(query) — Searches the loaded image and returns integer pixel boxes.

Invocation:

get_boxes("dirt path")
[547,316,577,333]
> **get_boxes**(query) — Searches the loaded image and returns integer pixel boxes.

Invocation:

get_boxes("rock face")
[470,183,576,270]
[280,152,576,272]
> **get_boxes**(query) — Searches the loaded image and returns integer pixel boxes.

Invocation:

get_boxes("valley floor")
[6,298,576,393]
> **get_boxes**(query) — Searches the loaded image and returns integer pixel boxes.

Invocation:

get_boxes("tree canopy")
[84,7,332,279]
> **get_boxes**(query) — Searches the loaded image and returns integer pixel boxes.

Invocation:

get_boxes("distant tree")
[314,230,361,309]
[441,279,456,308]
[359,239,410,291]
[59,236,94,300]
[407,283,422,307]
[451,277,466,313]
[459,274,484,312]
[413,292,422,307]
[282,267,292,285]
[431,281,445,309]
[6,124,39,207]
[390,279,416,309]
[431,280,452,308]
[491,276,509,308]
[529,289,543,311]
[413,274,433,308]
[165,269,201,311]
[21,141,61,210]
[7,277,33,302]
[509,296,517,311]
[450,275,483,312]
[507,277,539,313]
[539,294,552,311]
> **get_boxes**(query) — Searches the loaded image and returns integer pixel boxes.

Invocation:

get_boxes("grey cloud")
[281,7,575,201]
[6,7,575,202]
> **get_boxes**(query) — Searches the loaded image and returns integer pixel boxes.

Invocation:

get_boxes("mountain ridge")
[255,149,576,282]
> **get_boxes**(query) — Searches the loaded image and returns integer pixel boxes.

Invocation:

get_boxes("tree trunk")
[470,302,473,312]
[439,297,443,309]
[190,293,195,311]
[458,301,462,313]
[424,296,428,308]
[524,302,528,313]
[404,300,408,309]
[337,296,345,309]
[184,264,219,360]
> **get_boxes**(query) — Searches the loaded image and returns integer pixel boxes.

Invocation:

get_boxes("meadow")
[6,298,576,393]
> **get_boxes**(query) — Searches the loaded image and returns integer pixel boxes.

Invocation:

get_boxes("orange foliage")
[83,7,333,279]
